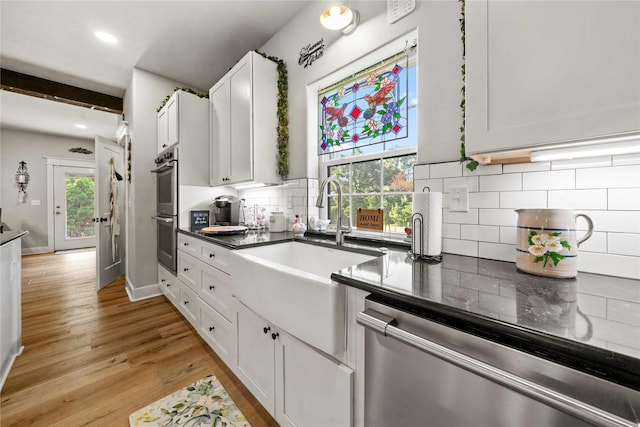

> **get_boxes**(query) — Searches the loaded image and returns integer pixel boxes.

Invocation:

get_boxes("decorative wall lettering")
[299,39,324,68]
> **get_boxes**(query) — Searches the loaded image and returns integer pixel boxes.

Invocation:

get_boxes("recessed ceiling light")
[75,124,88,129]
[95,31,118,44]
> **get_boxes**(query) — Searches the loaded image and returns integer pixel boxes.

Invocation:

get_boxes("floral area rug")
[129,374,251,427]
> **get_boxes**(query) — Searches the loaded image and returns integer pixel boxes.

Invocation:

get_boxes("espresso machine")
[212,195,241,225]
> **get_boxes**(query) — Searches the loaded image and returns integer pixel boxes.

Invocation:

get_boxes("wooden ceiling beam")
[0,68,123,114]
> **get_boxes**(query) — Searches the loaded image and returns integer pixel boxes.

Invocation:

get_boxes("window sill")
[305,229,411,249]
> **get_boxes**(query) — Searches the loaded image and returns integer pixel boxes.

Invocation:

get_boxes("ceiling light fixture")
[530,133,640,162]
[320,2,360,35]
[95,31,118,44]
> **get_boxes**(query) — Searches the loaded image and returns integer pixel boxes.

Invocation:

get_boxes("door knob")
[100,217,108,222]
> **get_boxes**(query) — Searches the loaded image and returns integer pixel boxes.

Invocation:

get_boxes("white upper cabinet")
[209,51,280,187]
[466,1,640,154]
[157,93,179,153]
[157,90,209,186]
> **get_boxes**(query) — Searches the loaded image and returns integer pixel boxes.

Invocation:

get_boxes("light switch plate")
[448,186,468,212]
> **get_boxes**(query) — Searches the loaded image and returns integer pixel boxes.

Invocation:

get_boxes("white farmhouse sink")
[229,241,379,357]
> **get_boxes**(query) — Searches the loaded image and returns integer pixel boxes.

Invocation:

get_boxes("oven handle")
[357,309,636,427]
[152,216,174,223]
[151,160,176,173]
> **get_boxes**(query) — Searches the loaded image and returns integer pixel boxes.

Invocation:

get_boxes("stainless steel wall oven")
[152,146,178,273]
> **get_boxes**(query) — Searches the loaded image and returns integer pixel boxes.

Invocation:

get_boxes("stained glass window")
[318,51,410,155]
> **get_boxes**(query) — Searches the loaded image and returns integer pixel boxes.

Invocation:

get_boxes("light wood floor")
[0,251,277,426]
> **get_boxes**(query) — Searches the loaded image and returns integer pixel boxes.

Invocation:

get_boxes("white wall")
[259,0,462,178]
[124,68,184,293]
[0,128,95,252]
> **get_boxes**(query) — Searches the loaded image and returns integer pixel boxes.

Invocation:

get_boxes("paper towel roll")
[412,191,442,257]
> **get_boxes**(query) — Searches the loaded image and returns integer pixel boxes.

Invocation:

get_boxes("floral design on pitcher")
[527,231,572,267]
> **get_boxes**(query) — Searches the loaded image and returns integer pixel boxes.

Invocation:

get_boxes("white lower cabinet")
[236,301,353,426]
[199,299,235,368]
[158,264,179,304]
[178,283,199,326]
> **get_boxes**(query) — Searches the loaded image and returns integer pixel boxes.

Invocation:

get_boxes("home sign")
[357,208,384,231]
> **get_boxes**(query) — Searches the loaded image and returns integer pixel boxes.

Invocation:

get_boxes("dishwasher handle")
[357,309,638,427]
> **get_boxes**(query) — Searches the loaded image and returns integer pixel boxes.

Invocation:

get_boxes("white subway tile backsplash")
[523,170,575,190]
[576,165,640,189]
[442,223,461,239]
[608,233,640,257]
[478,242,515,262]
[551,156,611,170]
[613,153,640,166]
[414,164,430,180]
[582,210,640,233]
[469,192,499,208]
[578,231,607,253]
[547,189,607,210]
[479,209,519,227]
[578,252,640,280]
[499,227,517,244]
[503,162,551,173]
[463,164,503,176]
[609,188,640,210]
[479,174,522,192]
[444,208,479,225]
[443,176,479,193]
[443,239,478,257]
[460,225,499,242]
[430,162,462,178]
[500,191,547,209]
[414,179,443,193]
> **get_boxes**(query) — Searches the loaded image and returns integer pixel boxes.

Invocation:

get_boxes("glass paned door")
[54,165,96,251]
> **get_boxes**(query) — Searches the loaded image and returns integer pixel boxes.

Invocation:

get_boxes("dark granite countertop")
[179,227,640,391]
[332,248,640,391]
[1,230,28,246]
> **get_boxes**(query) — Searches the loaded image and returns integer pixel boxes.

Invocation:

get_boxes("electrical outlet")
[448,185,468,212]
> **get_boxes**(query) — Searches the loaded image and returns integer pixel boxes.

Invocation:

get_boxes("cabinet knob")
[166,283,171,287]
[209,326,215,332]
[209,285,215,290]
[183,268,189,272]
[184,242,189,246]
[162,144,168,148]
[263,326,271,334]
[184,301,189,305]
[209,253,215,258]
[271,332,279,340]
[161,279,166,282]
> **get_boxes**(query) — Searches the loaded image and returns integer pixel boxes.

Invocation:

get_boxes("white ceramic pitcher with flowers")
[515,209,594,278]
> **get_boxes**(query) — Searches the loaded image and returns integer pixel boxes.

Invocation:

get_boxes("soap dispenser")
[292,214,307,236]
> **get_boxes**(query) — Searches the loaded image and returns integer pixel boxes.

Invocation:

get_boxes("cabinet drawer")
[199,241,230,273]
[177,251,201,293]
[200,263,233,322]
[158,264,180,304]
[199,301,236,367]
[178,233,201,258]
[179,284,199,326]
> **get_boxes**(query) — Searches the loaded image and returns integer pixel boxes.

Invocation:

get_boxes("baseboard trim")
[21,246,49,255]
[125,277,162,302]
[0,346,23,392]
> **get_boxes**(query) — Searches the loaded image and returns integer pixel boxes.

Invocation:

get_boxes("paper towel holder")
[408,187,442,263]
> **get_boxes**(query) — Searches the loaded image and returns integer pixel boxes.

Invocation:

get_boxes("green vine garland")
[156,87,208,113]
[255,50,289,180]
[459,0,479,171]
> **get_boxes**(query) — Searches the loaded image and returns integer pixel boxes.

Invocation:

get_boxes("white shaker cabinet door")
[275,330,353,427]
[235,301,276,414]
[209,80,231,186]
[466,0,640,154]
[229,58,253,184]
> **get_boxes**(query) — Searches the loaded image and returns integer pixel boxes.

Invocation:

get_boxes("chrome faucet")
[316,175,351,245]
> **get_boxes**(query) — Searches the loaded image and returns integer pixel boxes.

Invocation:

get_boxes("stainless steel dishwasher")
[358,297,640,427]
